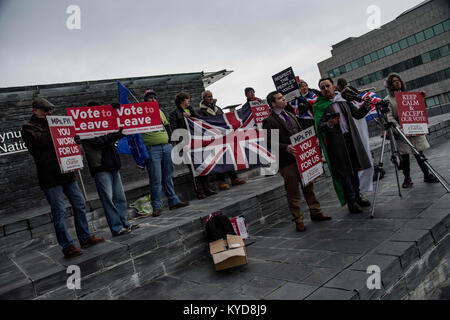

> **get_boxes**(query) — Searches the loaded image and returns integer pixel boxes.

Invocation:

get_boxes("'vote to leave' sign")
[249,100,270,128]
[290,126,323,187]
[395,92,429,135]
[66,102,163,139]
[47,116,84,174]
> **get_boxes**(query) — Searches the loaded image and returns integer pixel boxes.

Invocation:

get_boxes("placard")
[272,67,300,102]
[290,126,323,186]
[395,92,428,135]
[47,116,83,173]
[250,100,270,128]
[66,102,163,138]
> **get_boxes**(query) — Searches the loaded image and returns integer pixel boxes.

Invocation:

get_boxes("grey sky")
[0,0,423,107]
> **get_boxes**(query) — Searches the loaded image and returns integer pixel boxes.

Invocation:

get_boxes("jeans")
[146,143,180,209]
[94,170,130,235]
[43,181,91,251]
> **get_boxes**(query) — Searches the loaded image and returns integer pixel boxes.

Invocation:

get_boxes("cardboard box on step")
[209,234,248,271]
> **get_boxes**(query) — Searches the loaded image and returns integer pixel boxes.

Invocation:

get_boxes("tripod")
[368,102,450,218]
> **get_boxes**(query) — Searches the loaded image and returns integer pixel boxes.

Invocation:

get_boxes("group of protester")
[22,71,438,257]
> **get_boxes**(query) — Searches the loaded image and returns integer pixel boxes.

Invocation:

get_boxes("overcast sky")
[0,0,423,107]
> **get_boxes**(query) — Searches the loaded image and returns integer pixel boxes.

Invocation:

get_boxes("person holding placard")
[22,97,104,258]
[383,72,438,188]
[81,101,138,236]
[263,91,330,232]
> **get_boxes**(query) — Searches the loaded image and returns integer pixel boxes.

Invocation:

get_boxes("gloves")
[111,103,121,110]
[74,135,81,145]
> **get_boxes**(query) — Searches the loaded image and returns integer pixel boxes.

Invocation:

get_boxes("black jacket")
[82,131,125,177]
[318,100,372,179]
[262,110,305,168]
[22,115,75,189]
[169,105,198,132]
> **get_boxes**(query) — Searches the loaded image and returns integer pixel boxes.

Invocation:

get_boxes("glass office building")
[317,0,450,116]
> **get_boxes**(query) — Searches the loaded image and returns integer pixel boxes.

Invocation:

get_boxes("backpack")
[205,212,236,242]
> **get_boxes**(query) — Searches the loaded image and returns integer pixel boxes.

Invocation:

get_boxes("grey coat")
[383,72,430,154]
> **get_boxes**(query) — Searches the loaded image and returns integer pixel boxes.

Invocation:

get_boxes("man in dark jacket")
[21,97,104,258]
[241,87,262,111]
[262,91,331,232]
[199,90,246,190]
[169,92,216,199]
[82,102,137,236]
[317,78,372,213]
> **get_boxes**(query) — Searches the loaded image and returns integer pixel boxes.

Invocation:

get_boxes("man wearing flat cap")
[22,97,104,258]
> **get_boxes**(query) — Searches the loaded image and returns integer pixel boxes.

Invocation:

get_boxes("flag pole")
[77,170,93,212]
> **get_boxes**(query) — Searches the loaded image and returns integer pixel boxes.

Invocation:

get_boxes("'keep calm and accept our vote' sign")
[290,126,323,187]
[395,92,429,135]
[47,116,84,174]
[66,102,163,138]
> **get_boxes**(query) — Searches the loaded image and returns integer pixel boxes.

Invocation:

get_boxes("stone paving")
[118,138,450,300]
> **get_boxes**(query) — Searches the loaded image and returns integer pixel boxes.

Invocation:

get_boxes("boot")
[355,194,371,207]
[348,200,363,214]
[402,177,413,188]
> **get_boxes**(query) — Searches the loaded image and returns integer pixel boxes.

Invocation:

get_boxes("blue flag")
[116,81,149,168]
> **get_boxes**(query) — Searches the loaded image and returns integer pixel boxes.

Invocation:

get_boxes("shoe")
[295,222,306,232]
[152,209,161,217]
[80,235,105,249]
[127,224,140,232]
[219,181,230,190]
[231,178,246,186]
[63,245,83,258]
[205,189,217,196]
[424,174,439,183]
[348,201,363,214]
[311,213,332,221]
[169,201,189,210]
[114,227,132,236]
[402,177,413,188]
[197,193,207,199]
[355,195,371,207]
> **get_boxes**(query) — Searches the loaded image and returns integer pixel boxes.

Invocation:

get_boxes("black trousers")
[401,152,429,178]
[217,171,238,182]
[340,133,361,202]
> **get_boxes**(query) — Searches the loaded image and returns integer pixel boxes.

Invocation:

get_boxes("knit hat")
[32,97,54,111]
[143,89,157,101]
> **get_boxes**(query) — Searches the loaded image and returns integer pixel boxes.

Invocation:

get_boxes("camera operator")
[315,78,372,213]
[383,72,438,188]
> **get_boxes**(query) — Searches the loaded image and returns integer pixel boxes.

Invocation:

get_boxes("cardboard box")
[209,234,248,271]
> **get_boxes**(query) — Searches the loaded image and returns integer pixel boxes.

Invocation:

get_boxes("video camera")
[341,87,390,114]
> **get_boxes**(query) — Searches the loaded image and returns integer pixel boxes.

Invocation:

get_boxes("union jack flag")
[352,91,382,122]
[290,90,316,119]
[185,105,276,177]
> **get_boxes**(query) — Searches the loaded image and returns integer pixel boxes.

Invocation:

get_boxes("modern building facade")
[318,0,449,115]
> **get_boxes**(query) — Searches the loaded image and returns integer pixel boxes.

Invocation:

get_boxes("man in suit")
[262,91,331,232]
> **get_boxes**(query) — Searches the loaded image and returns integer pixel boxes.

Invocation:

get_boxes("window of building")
[384,45,393,56]
[333,68,340,77]
[328,71,335,78]
[424,27,434,39]
[430,48,441,61]
[415,31,425,43]
[363,55,371,64]
[376,89,387,98]
[376,49,384,59]
[439,45,449,57]
[370,51,378,62]
[339,65,346,74]
[356,57,365,68]
[407,35,417,46]
[399,39,408,50]
[351,60,358,70]
[433,23,444,35]
[447,92,450,102]
[425,96,440,107]
[444,19,450,32]
[391,42,400,53]
[363,75,370,85]
[345,62,353,72]
[421,52,431,63]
